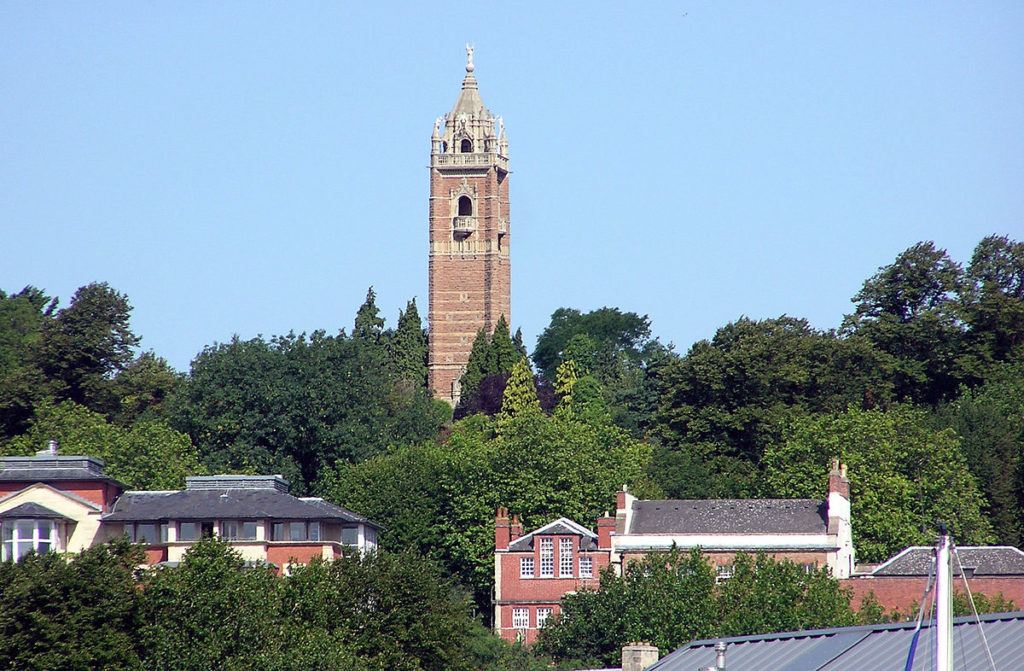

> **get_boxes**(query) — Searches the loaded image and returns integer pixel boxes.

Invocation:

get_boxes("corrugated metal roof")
[650,612,1024,671]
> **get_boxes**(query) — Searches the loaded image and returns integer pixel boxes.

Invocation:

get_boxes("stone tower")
[428,46,511,405]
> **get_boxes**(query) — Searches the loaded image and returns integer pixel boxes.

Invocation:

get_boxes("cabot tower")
[428,46,511,405]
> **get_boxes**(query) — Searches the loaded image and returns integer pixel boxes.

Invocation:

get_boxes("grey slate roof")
[508,517,600,552]
[103,488,378,527]
[629,499,828,535]
[0,455,122,487]
[0,502,73,521]
[872,546,1024,577]
[650,611,1024,671]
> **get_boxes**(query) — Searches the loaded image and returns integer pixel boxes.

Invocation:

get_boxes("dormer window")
[458,196,473,216]
[460,138,473,153]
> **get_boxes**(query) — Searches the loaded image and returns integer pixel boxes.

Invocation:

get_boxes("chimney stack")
[510,514,523,541]
[36,440,59,457]
[597,513,615,550]
[622,642,659,671]
[495,507,511,550]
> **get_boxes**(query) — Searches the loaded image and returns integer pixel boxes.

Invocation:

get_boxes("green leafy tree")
[40,282,141,415]
[170,331,448,491]
[110,352,182,425]
[321,411,653,613]
[959,235,1024,377]
[0,537,145,671]
[4,400,204,490]
[842,242,966,403]
[353,286,385,342]
[763,405,994,562]
[653,316,893,497]
[931,364,1024,546]
[0,286,56,439]
[532,307,653,381]
[537,550,854,667]
[284,551,475,671]
[389,298,428,388]
[498,358,540,427]
[138,538,289,671]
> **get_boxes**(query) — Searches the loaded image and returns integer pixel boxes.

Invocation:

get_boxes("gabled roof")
[0,501,74,521]
[103,488,379,527]
[650,611,1024,671]
[508,517,598,552]
[0,482,102,512]
[629,499,828,535]
[871,546,1024,577]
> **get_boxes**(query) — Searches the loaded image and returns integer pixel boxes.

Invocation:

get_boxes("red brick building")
[493,510,614,643]
[843,545,1024,615]
[427,46,511,405]
[494,463,855,643]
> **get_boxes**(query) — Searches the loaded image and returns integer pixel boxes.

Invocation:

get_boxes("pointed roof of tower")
[450,44,489,117]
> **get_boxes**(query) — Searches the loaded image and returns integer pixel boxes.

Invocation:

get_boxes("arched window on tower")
[458,196,473,216]
[460,138,473,153]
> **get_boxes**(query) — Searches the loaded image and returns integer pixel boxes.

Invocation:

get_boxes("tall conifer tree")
[353,287,385,342]
[389,298,428,387]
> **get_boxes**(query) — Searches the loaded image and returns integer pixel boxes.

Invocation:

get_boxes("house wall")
[0,480,116,510]
[495,534,610,643]
[843,575,1024,615]
[0,484,104,553]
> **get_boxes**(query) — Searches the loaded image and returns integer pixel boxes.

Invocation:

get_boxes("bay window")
[1,519,58,561]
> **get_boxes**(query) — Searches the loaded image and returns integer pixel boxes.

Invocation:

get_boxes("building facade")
[0,448,379,571]
[493,463,854,643]
[427,46,511,404]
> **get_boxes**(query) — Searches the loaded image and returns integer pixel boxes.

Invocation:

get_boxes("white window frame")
[715,563,733,584]
[559,537,574,577]
[579,555,593,578]
[520,556,535,578]
[1,519,59,562]
[536,607,553,628]
[512,607,530,630]
[539,538,554,577]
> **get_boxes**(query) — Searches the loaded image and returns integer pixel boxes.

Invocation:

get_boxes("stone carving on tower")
[428,46,511,405]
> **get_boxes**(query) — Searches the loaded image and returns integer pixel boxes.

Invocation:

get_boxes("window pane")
[289,522,306,541]
[520,557,534,578]
[341,527,358,546]
[15,540,33,561]
[241,522,257,540]
[308,522,320,542]
[2,524,12,542]
[137,524,159,544]
[2,540,11,561]
[539,538,554,577]
[512,608,529,629]
[559,538,574,577]
[537,608,552,627]
[179,522,200,541]
[36,541,52,555]
[220,521,238,540]
[580,556,593,578]
[36,521,52,538]
[272,523,286,541]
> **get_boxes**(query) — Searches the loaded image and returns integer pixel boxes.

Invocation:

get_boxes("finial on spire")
[465,43,475,73]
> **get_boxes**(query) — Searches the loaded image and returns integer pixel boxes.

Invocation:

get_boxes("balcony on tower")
[452,216,477,238]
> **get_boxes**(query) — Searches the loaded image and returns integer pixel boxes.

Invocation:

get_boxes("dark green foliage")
[353,286,385,342]
[138,539,286,671]
[110,352,183,425]
[0,286,56,438]
[532,307,653,381]
[456,317,522,417]
[40,282,141,415]
[653,317,893,497]
[537,550,854,667]
[843,242,966,403]
[0,537,145,671]
[960,235,1024,377]
[170,330,449,492]
[931,364,1024,546]
[284,551,474,671]
[389,298,428,388]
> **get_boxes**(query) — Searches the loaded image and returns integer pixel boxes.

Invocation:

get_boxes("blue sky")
[3,2,1022,372]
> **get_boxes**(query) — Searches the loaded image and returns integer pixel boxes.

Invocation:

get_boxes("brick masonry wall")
[842,575,1024,615]
[428,164,510,403]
